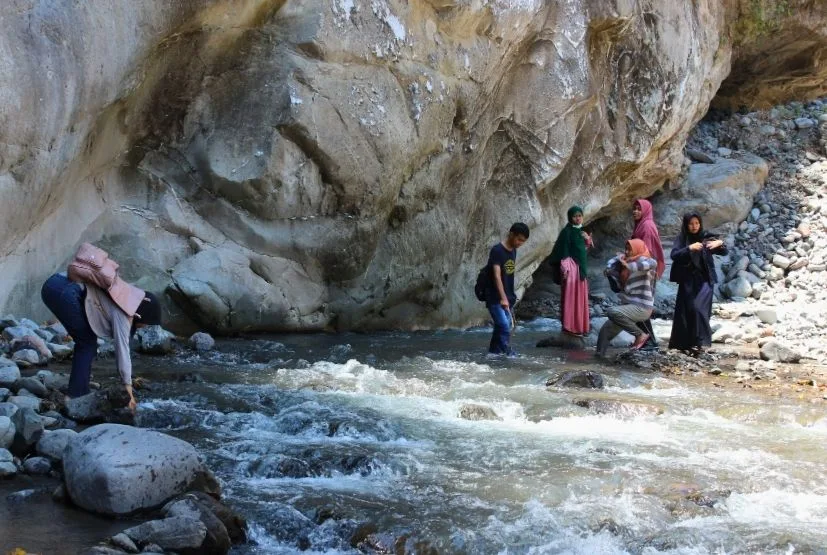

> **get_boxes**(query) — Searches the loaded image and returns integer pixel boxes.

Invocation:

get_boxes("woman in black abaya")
[668,213,727,354]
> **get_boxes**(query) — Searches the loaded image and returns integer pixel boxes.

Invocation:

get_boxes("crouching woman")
[596,239,657,358]
[41,271,161,411]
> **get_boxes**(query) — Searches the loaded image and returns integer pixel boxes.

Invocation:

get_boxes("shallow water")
[3,324,827,554]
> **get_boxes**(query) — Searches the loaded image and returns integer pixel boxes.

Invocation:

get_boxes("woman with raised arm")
[668,212,727,355]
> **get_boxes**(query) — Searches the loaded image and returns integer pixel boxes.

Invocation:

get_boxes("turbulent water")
[4,323,827,554]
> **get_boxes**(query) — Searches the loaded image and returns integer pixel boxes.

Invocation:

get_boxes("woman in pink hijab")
[631,199,665,349]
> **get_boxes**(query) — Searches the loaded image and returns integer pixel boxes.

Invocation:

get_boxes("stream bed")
[2,323,826,554]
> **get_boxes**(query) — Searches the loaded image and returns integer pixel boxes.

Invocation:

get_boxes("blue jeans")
[41,273,98,397]
[487,304,513,354]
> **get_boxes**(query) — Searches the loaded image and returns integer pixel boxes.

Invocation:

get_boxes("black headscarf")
[677,212,714,269]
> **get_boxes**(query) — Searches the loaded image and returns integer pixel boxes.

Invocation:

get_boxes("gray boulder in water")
[135,325,176,355]
[546,371,605,389]
[163,495,231,555]
[122,516,207,552]
[63,424,220,516]
[189,332,215,352]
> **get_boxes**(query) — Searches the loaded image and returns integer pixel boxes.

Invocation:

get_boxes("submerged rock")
[122,516,207,552]
[574,398,664,418]
[536,331,587,350]
[546,371,605,389]
[458,404,501,421]
[63,424,220,515]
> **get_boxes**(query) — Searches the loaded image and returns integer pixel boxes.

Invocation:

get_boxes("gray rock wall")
[0,0,824,332]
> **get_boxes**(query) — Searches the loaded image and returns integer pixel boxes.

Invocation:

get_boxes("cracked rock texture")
[1,0,826,332]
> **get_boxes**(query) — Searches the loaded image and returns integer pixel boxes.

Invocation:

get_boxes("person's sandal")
[630,333,650,350]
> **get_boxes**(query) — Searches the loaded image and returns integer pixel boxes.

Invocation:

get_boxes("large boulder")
[63,424,220,515]
[653,154,769,236]
[4,1,826,332]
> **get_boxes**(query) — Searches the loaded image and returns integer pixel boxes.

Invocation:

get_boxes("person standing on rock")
[484,223,530,356]
[41,265,162,411]
[595,239,658,357]
[549,206,593,337]
[630,199,665,350]
[668,212,727,355]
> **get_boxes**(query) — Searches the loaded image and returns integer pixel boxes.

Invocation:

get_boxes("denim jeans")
[487,304,513,354]
[41,273,98,397]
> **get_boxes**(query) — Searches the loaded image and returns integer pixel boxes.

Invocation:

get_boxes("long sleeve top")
[84,284,134,385]
[619,256,657,309]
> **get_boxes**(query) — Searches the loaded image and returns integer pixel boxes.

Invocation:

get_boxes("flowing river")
[3,321,827,554]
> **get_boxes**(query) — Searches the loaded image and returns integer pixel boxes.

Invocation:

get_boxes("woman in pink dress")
[630,199,665,348]
[549,206,593,335]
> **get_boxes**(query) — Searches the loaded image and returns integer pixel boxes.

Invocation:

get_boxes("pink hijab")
[632,199,665,278]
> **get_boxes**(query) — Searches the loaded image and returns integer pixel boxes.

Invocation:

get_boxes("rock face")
[1,2,826,332]
[63,424,219,515]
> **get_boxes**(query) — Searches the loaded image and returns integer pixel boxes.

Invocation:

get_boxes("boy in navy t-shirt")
[486,222,530,355]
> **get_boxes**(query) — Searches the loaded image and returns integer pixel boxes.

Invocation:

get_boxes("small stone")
[797,223,812,238]
[17,388,37,399]
[48,343,73,360]
[687,149,714,164]
[0,365,21,388]
[0,447,12,462]
[768,267,785,281]
[44,322,69,342]
[34,328,55,343]
[740,116,752,126]
[0,415,15,449]
[7,395,40,412]
[0,403,19,419]
[36,429,78,461]
[795,117,816,129]
[0,388,9,402]
[0,461,17,478]
[726,277,753,299]
[15,377,48,398]
[789,258,809,271]
[189,332,215,352]
[11,407,44,452]
[806,151,820,162]
[110,532,139,553]
[135,325,176,355]
[749,207,760,222]
[12,349,41,367]
[23,456,52,475]
[760,340,801,363]
[772,254,791,269]
[756,309,778,324]
[0,316,19,330]
[717,147,732,157]
[19,318,39,330]
[747,263,766,279]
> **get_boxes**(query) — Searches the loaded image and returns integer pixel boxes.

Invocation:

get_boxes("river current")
[3,321,827,554]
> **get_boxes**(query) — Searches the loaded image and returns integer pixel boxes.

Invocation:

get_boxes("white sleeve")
[111,309,133,385]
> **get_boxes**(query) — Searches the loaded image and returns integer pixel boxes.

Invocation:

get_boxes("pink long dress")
[560,257,590,335]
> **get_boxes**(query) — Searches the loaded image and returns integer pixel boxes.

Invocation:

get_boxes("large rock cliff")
[1,0,825,332]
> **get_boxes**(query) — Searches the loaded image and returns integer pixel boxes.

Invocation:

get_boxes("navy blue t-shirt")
[486,243,517,305]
